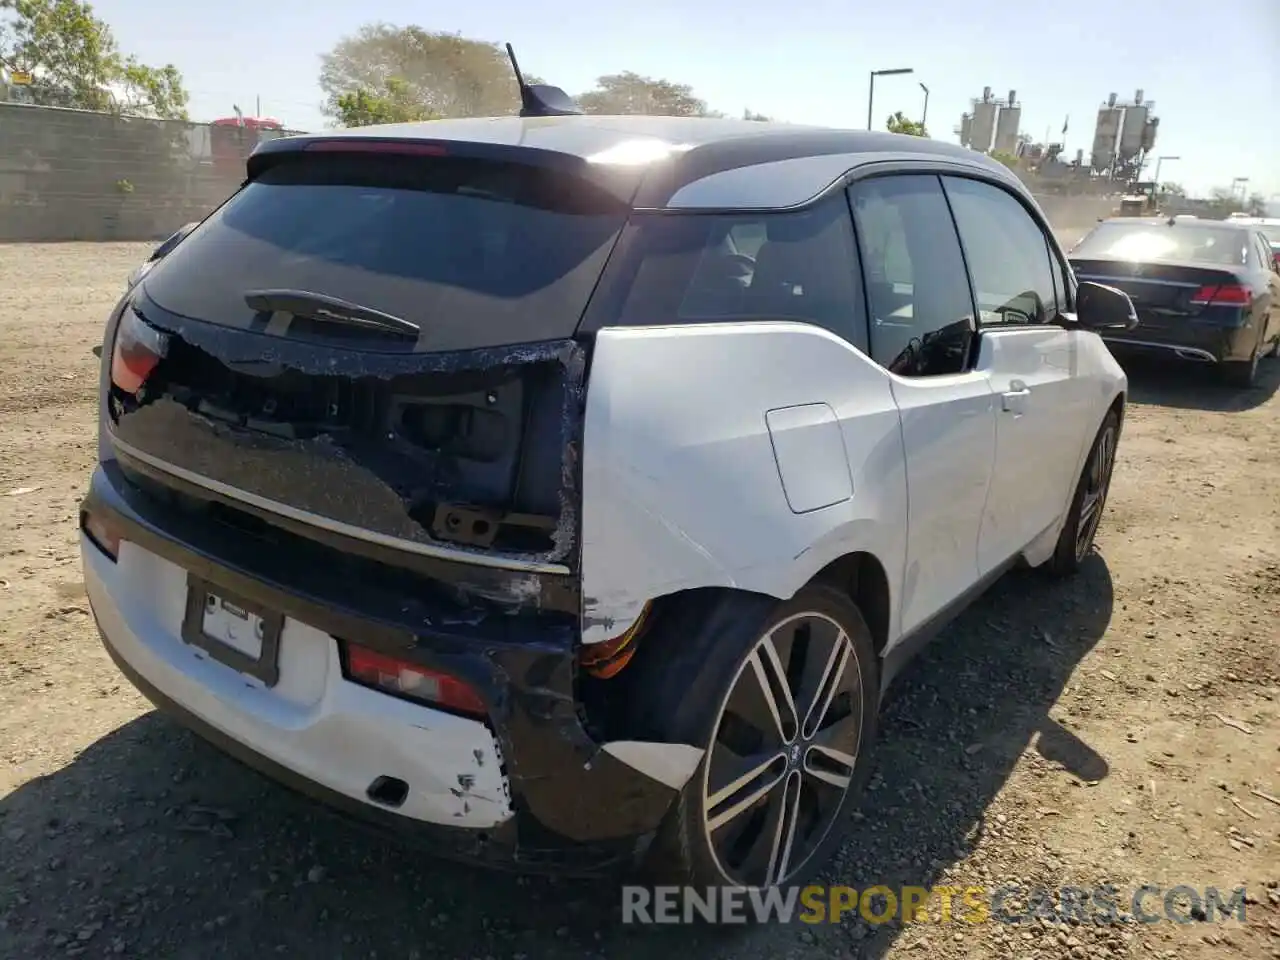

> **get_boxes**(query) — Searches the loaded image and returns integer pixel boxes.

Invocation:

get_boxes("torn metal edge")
[120,298,588,570]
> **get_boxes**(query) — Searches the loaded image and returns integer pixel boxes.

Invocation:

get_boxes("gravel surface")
[1,243,1277,960]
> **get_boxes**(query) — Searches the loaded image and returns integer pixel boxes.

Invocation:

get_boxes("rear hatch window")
[1071,222,1250,267]
[110,149,631,571]
[142,151,631,353]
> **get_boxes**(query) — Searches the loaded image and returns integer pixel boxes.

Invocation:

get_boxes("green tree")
[320,25,534,121]
[0,0,187,117]
[885,110,927,137]
[1245,192,1267,217]
[1159,182,1186,197]
[1208,187,1242,216]
[743,109,771,121]
[989,150,1020,169]
[334,78,437,127]
[577,71,712,117]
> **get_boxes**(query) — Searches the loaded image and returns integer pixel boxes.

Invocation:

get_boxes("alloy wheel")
[1075,422,1117,562]
[701,611,863,888]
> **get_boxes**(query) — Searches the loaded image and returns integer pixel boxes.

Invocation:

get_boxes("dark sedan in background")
[1069,217,1280,387]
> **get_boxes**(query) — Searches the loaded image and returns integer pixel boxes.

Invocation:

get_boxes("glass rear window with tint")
[141,152,631,353]
[1071,222,1251,267]
[602,195,866,350]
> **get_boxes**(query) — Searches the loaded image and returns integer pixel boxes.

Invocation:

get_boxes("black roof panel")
[257,114,1015,211]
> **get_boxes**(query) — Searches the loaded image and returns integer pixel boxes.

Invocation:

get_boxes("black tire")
[630,585,879,895]
[1044,408,1120,577]
[1222,349,1260,388]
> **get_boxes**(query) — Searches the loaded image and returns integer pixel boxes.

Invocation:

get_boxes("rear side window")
[1071,222,1251,267]
[942,176,1059,325]
[605,195,867,350]
[848,175,975,377]
[142,153,630,353]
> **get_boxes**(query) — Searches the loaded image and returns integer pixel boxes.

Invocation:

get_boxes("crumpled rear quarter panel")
[579,322,909,645]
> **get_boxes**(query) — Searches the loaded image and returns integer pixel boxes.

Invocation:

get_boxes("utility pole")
[867,67,913,130]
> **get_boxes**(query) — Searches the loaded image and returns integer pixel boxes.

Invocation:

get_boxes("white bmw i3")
[83,89,1134,892]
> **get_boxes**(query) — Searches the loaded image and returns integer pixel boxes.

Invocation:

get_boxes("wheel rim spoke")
[748,636,800,743]
[706,752,787,832]
[704,611,866,889]
[1076,427,1114,557]
[804,742,858,790]
[765,772,803,885]
[800,630,852,740]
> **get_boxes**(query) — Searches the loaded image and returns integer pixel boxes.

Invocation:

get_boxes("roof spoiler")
[505,43,583,118]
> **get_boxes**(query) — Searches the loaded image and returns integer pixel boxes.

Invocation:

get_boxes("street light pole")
[867,67,914,130]
[1153,154,1180,186]
[919,83,929,129]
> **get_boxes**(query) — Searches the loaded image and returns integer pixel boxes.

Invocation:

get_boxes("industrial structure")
[955,87,1027,157]
[992,91,1021,155]
[955,86,1160,193]
[956,86,1016,154]
[1089,90,1159,180]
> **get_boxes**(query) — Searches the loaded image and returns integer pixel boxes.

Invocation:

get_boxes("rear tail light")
[344,643,486,717]
[110,309,169,394]
[1190,284,1252,306]
[82,509,125,561]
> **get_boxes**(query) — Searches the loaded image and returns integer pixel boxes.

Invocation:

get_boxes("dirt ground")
[0,243,1277,960]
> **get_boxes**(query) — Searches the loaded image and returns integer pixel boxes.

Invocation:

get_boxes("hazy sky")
[91,0,1278,198]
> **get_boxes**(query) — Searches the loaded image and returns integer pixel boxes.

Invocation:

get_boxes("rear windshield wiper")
[243,289,420,337]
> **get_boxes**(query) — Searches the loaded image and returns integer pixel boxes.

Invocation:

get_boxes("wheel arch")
[806,551,892,657]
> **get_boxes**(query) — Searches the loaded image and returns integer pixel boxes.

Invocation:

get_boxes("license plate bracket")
[182,576,284,687]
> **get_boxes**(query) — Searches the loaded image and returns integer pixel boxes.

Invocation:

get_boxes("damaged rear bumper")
[82,463,701,875]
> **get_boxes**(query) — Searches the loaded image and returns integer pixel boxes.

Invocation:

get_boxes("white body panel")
[976,327,1094,574]
[580,322,1126,657]
[83,535,515,828]
[885,370,995,636]
[580,322,908,644]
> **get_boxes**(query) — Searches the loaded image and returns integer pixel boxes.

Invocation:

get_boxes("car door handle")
[1001,380,1030,414]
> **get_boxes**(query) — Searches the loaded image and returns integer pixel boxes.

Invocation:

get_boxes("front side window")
[848,175,975,377]
[607,195,867,350]
[942,176,1060,326]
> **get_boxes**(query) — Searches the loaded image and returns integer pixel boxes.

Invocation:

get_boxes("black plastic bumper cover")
[1103,322,1255,363]
[83,463,681,875]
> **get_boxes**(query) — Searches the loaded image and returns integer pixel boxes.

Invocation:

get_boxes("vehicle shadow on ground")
[0,557,1114,960]
[1120,352,1280,412]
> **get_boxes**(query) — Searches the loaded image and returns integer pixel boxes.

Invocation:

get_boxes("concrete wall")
[0,103,302,243]
[1,101,1117,246]
[1032,194,1115,249]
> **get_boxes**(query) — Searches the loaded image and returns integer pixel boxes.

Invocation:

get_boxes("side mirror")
[1074,280,1138,332]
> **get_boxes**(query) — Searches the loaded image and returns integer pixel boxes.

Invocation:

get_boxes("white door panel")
[888,372,996,636]
[580,322,908,647]
[976,327,1090,573]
